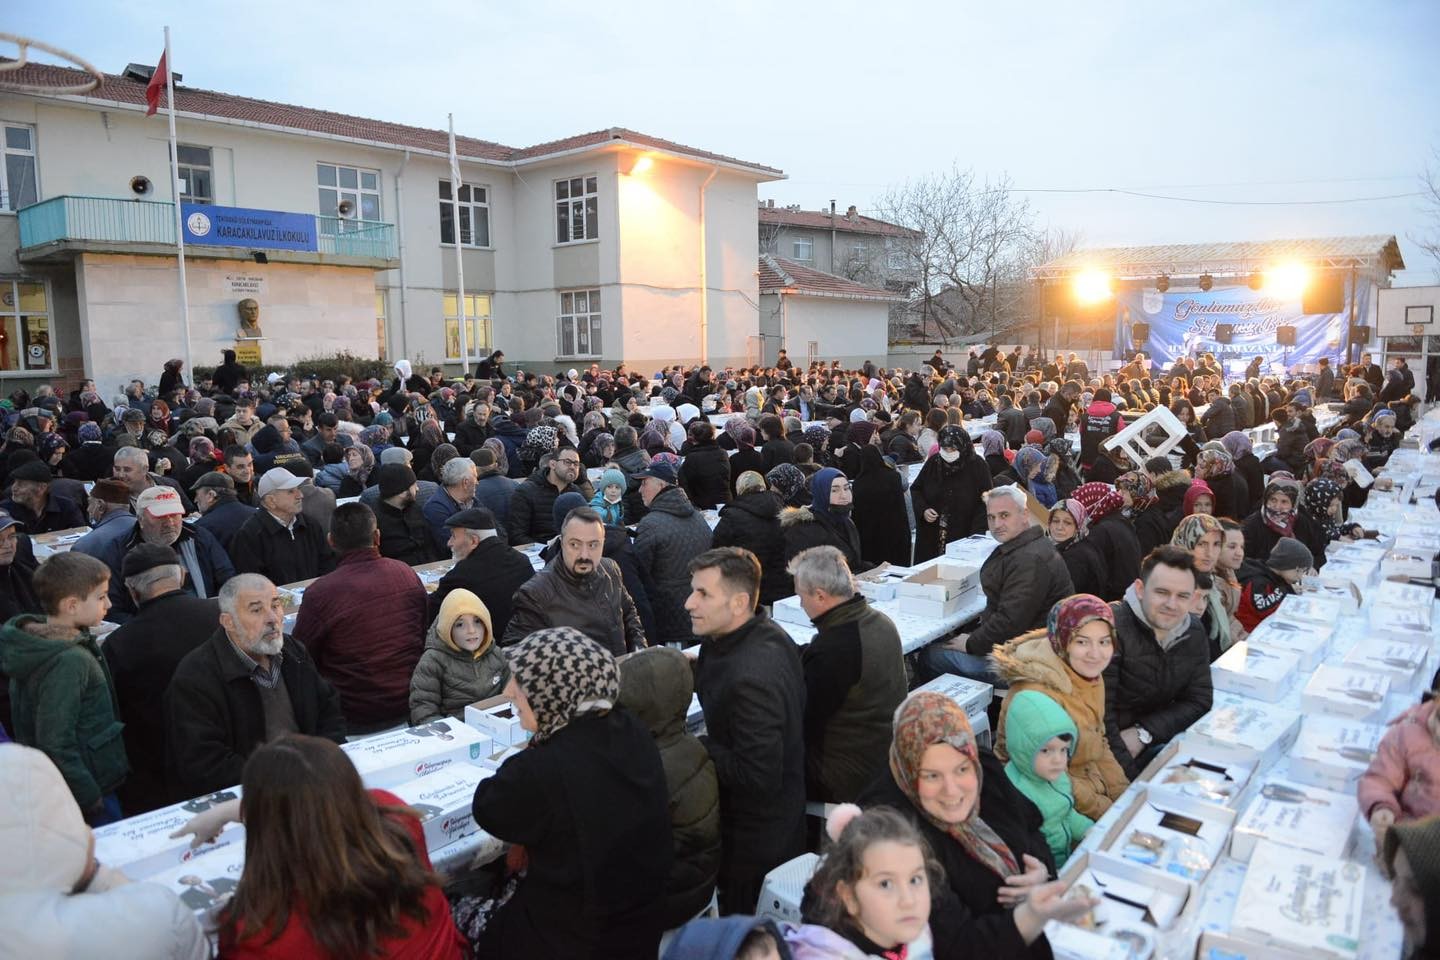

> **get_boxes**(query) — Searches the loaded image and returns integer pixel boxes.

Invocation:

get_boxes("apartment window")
[317,163,381,230]
[851,240,868,261]
[175,144,213,204]
[444,292,492,361]
[554,175,598,244]
[0,280,52,372]
[557,289,601,358]
[438,180,491,247]
[1,125,37,212]
[792,237,813,263]
[886,238,907,271]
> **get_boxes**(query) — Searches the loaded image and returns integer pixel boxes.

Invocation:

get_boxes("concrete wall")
[767,295,889,370]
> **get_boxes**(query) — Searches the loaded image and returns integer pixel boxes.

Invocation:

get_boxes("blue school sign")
[181,203,318,252]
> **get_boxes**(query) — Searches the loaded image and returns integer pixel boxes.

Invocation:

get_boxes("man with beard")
[164,573,346,796]
[428,508,534,640]
[373,463,441,565]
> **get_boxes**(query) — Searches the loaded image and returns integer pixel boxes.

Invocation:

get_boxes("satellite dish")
[130,175,152,197]
[336,198,356,218]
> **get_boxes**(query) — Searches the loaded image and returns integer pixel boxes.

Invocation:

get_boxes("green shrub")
[193,351,393,385]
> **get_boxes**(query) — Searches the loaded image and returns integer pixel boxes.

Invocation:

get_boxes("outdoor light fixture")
[1198,274,1214,292]
[1262,262,1310,300]
[252,251,268,264]
[628,154,654,175]
[1248,272,1264,290]
[1073,269,1113,306]
[1155,275,1169,292]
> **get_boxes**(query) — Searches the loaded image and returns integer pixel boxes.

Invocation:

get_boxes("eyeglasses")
[556,458,581,466]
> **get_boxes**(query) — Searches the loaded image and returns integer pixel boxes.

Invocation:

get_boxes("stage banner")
[181,203,318,252]
[1113,282,1365,373]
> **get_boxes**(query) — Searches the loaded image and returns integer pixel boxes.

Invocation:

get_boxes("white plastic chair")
[1102,405,1189,469]
[755,852,821,924]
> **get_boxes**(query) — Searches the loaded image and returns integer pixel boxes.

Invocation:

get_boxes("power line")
[1010,187,1423,206]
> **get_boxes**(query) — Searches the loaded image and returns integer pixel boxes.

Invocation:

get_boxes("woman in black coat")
[1072,483,1142,603]
[911,425,992,563]
[1219,432,1264,516]
[851,444,912,567]
[780,467,872,572]
[711,476,792,605]
[727,426,766,498]
[1242,480,1327,570]
[857,692,1082,960]
[469,628,671,958]
[1047,500,1106,598]
[677,422,732,510]
[1195,448,1249,523]
[1117,471,1173,558]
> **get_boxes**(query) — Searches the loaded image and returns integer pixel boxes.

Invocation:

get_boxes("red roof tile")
[1,60,782,175]
[759,206,920,239]
[758,255,906,302]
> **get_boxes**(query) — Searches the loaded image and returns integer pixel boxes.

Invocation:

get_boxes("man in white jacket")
[0,743,208,960]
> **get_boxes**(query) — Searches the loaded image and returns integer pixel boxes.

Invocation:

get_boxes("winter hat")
[0,743,93,893]
[376,463,417,499]
[379,445,412,466]
[1267,536,1313,573]
[1024,429,1045,445]
[660,917,786,960]
[1383,815,1440,957]
[77,422,102,443]
[599,468,626,493]
[551,491,588,534]
[505,627,620,743]
[436,588,493,660]
[846,421,876,446]
[1045,594,1114,658]
[1182,479,1215,517]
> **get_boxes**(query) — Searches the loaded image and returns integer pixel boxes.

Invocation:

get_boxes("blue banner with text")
[181,203,317,252]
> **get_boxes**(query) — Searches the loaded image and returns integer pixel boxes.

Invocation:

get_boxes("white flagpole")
[164,25,193,381]
[449,114,469,376]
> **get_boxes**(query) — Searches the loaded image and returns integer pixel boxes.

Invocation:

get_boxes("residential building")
[0,59,783,395]
[757,254,904,367]
[758,201,920,293]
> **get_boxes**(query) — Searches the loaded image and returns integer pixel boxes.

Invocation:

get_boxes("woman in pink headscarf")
[1071,482,1141,602]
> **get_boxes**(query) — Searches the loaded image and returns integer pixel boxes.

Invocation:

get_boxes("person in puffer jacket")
[0,743,208,959]
[1359,696,1440,852]
[1002,690,1094,867]
[408,588,510,724]
[1077,389,1125,476]
[617,647,721,930]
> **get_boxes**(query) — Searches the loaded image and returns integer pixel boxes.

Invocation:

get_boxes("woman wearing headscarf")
[1242,476,1325,568]
[851,443,911,566]
[766,462,810,509]
[1066,483,1137,602]
[1115,470,1170,556]
[780,467,872,572]
[995,446,1058,508]
[989,596,1130,819]
[466,628,671,958]
[979,430,1009,478]
[1220,431,1263,516]
[727,425,766,498]
[1194,447,1247,521]
[337,442,376,498]
[518,424,558,477]
[1028,416,1081,500]
[1301,476,1361,547]
[856,692,1090,958]
[1303,436,1336,480]
[1046,499,1104,598]
[1171,513,1237,659]
[911,425,992,563]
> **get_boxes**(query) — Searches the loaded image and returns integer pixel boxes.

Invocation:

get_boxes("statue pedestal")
[233,338,265,366]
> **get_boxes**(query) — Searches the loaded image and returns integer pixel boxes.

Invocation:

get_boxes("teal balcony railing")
[19,196,398,260]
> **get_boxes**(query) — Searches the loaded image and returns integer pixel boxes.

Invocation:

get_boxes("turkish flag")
[145,50,167,117]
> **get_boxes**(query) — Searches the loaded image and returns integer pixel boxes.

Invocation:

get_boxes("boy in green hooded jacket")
[1003,689,1094,866]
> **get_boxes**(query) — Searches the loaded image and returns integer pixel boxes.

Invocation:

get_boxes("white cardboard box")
[1137,741,1255,809]
[896,563,980,604]
[1301,664,1391,722]
[1340,637,1429,691]
[1057,849,1196,932]
[389,763,494,852]
[1185,695,1302,769]
[1370,580,1434,632]
[1229,840,1365,960]
[476,743,525,770]
[1243,618,1332,672]
[897,592,965,620]
[911,673,992,747]
[1300,576,1363,614]
[771,595,811,626]
[1194,931,1310,960]
[464,695,531,746]
[93,789,245,881]
[150,838,247,919]
[341,717,491,789]
[1095,786,1236,884]
[1273,594,1343,625]
[1211,642,1299,703]
[1381,549,1434,583]
[1045,922,1141,960]
[944,534,999,566]
[1287,715,1384,794]
[1230,777,1356,862]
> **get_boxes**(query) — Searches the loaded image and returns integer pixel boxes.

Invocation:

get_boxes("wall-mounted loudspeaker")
[1132,323,1150,343]
[1302,274,1345,314]
[1276,326,1297,346]
[129,175,152,196]
[1215,324,1233,344]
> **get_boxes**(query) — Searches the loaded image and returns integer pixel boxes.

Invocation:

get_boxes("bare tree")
[1418,148,1440,280]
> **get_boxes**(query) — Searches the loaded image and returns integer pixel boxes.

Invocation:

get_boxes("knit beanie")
[435,588,493,660]
[1267,536,1313,573]
[599,468,626,494]
[551,491,588,534]
[376,463,416,499]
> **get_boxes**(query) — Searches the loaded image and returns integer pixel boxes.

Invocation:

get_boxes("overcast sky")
[11,0,1440,283]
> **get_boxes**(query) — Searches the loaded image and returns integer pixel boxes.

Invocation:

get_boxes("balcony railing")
[18,196,398,261]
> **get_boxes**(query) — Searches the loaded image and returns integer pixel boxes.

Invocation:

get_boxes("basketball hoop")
[0,33,103,96]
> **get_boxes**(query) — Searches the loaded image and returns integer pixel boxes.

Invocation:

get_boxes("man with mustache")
[163,573,346,796]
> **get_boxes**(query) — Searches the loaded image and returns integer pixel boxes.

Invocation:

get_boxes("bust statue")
[237,298,263,338]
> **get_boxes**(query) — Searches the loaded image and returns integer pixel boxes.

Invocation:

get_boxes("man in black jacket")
[687,546,805,915]
[228,468,335,585]
[1041,381,1081,432]
[104,544,221,813]
[429,508,535,639]
[164,573,346,796]
[373,463,441,565]
[1103,546,1213,777]
[505,450,584,545]
[192,471,257,553]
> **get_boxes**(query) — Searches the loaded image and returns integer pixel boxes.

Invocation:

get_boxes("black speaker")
[1132,323,1150,343]
[1352,325,1371,345]
[1215,324,1233,344]
[1277,326,1297,346]
[1302,273,1345,314]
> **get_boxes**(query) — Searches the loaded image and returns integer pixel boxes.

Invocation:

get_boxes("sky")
[10,0,1440,284]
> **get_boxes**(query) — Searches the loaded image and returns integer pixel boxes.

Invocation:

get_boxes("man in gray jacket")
[633,460,713,645]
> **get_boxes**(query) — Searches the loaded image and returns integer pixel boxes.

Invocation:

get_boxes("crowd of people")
[0,341,1436,960]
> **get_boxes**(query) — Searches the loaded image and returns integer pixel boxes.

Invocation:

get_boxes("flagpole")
[164,25,193,382]
[448,114,469,376]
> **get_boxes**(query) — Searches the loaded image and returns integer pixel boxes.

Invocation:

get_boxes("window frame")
[438,179,492,248]
[316,162,383,231]
[443,291,493,362]
[553,174,599,245]
[0,123,39,213]
[175,143,214,205]
[0,278,56,375]
[556,288,602,360]
[791,236,814,264]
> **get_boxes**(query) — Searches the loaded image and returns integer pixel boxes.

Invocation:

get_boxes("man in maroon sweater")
[291,502,428,732]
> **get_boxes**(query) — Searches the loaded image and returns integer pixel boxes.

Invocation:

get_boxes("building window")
[0,280,52,372]
[439,181,490,247]
[554,175,598,244]
[317,163,381,231]
[886,238,907,271]
[175,144,213,204]
[1,125,38,212]
[851,240,868,261]
[792,237,813,263]
[557,289,601,358]
[444,292,491,361]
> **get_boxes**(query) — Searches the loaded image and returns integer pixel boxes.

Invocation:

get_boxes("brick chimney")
[846,205,858,221]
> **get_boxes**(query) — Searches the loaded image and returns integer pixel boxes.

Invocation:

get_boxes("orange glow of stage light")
[628,154,654,175]
[1262,263,1310,300]
[1073,270,1113,306]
